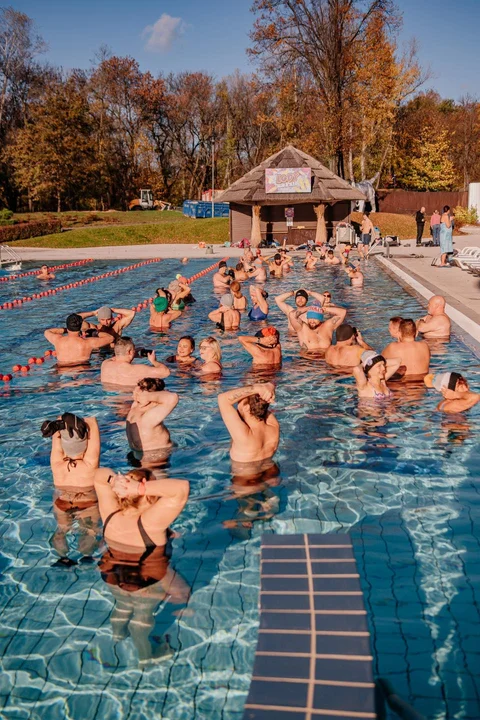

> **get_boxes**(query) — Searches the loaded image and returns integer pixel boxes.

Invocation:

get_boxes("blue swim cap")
[306,308,324,321]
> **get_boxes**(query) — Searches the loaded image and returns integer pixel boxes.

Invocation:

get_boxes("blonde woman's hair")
[200,336,222,362]
[117,468,155,509]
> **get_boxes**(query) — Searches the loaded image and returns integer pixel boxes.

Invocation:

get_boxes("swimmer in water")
[239,326,282,367]
[41,413,101,566]
[126,378,179,466]
[45,313,112,366]
[324,249,341,265]
[212,261,232,291]
[416,295,451,340]
[79,305,136,344]
[234,263,249,281]
[263,252,289,278]
[424,371,480,413]
[165,336,196,366]
[198,336,222,376]
[353,350,402,400]
[304,251,318,271]
[344,263,364,287]
[101,337,170,387]
[325,324,373,368]
[248,286,269,321]
[230,281,248,311]
[388,316,403,341]
[218,383,279,465]
[289,304,347,353]
[149,289,181,331]
[168,278,193,310]
[208,293,241,331]
[37,264,55,280]
[275,288,327,332]
[382,318,430,380]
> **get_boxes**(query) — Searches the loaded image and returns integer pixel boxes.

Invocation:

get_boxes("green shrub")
[453,205,478,227]
[0,219,62,242]
[0,208,13,221]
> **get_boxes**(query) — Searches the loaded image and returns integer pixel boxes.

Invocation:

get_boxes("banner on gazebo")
[265,167,311,194]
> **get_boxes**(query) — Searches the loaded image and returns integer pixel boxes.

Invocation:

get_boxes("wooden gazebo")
[218,145,366,246]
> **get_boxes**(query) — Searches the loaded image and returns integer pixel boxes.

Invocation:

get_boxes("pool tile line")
[242,534,377,720]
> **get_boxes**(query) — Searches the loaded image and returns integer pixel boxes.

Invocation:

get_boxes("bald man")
[416,296,451,340]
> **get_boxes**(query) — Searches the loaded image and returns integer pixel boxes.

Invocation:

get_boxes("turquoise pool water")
[0,258,479,719]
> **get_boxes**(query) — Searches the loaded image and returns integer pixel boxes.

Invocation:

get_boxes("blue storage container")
[183,200,229,218]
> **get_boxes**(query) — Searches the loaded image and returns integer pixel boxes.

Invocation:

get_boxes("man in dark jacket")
[415,207,425,246]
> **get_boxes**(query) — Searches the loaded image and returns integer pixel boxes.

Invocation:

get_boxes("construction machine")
[128,189,172,211]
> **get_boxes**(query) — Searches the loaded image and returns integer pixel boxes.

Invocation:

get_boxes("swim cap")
[220,293,233,308]
[255,326,279,339]
[153,296,168,312]
[306,307,324,322]
[361,351,386,374]
[424,371,463,393]
[295,289,309,302]
[66,313,82,332]
[60,415,88,458]
[97,306,112,321]
[219,261,227,268]
[336,324,355,342]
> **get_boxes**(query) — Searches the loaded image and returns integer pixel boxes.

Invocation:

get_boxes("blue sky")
[10,0,480,99]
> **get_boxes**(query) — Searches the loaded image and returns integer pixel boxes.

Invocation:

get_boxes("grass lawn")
[14,218,229,248]
[350,212,418,240]
[13,210,187,227]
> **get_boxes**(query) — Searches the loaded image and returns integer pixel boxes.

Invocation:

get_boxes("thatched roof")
[218,145,366,205]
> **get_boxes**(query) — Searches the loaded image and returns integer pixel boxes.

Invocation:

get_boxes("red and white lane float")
[0,259,93,283]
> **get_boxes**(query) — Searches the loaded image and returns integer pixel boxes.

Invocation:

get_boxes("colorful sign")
[265,167,311,194]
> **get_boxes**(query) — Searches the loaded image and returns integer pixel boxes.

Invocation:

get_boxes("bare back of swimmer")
[45,313,112,366]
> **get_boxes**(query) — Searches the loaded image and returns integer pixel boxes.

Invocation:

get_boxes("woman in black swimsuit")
[94,468,191,664]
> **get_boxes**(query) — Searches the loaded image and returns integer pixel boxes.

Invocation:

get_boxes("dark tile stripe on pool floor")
[243,534,377,720]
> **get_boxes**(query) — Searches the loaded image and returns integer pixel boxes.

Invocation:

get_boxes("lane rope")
[0,259,93,283]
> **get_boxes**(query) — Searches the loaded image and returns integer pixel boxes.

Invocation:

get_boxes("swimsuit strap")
[63,456,77,472]
[137,516,157,550]
[103,508,122,537]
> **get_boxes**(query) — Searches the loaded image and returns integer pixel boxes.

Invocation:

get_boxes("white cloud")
[142,14,186,53]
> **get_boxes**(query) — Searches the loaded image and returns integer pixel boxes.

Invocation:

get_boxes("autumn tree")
[11,74,96,210]
[400,127,456,191]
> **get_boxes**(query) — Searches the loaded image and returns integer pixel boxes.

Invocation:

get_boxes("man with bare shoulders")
[275,288,325,332]
[289,304,346,352]
[79,305,136,344]
[101,337,170,387]
[45,313,112,366]
[239,327,282,366]
[263,253,289,278]
[344,263,364,287]
[382,318,430,379]
[212,261,232,290]
[416,296,451,339]
[37,264,55,280]
[249,260,267,282]
[325,324,373,368]
[234,263,249,281]
[218,383,279,465]
[126,378,179,465]
[324,249,341,265]
[388,316,403,341]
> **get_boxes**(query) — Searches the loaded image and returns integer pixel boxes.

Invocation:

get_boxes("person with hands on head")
[261,252,289,278]
[238,327,282,367]
[344,263,364,287]
[212,261,232,290]
[126,378,179,466]
[37,264,55,281]
[41,413,101,567]
[230,281,248,311]
[149,289,182,331]
[208,294,240,331]
[325,324,373,368]
[248,286,269,321]
[304,251,318,270]
[289,303,347,353]
[382,318,430,380]
[353,351,402,400]
[45,313,112,367]
[416,296,451,340]
[234,263,249,281]
[79,305,136,344]
[168,277,193,310]
[101,337,169,387]
[424,372,479,414]
[275,288,326,332]
[218,383,279,464]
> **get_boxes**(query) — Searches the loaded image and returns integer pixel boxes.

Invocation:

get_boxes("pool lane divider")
[1,257,226,381]
[0,258,162,312]
[0,259,93,283]
[127,257,229,313]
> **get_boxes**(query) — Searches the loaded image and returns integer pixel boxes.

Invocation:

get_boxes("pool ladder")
[375,678,426,720]
[0,244,22,271]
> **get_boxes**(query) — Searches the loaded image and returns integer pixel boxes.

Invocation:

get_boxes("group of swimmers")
[36,242,478,661]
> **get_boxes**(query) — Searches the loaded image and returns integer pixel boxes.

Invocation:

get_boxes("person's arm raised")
[88,333,115,350]
[218,384,275,439]
[275,291,295,316]
[352,364,368,390]
[139,389,179,423]
[135,477,190,530]
[439,392,479,414]
[324,304,347,326]
[307,290,326,306]
[112,307,136,330]
[385,357,402,380]
[208,309,223,323]
[146,351,170,378]
[355,330,373,351]
[238,335,259,357]
[83,417,101,468]
[44,328,64,343]
[94,467,121,521]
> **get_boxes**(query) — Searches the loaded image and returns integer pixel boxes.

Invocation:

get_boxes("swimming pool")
[0,258,479,719]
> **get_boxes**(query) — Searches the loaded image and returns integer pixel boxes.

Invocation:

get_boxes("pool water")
[0,258,479,720]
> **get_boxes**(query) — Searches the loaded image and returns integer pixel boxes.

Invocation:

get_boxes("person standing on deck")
[415,207,426,246]
[430,210,441,247]
[438,206,453,267]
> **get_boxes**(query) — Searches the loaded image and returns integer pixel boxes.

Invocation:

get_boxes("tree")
[400,127,456,191]
[249,0,399,178]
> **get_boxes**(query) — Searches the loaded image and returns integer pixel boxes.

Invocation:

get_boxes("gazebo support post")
[251,205,262,247]
[314,203,327,245]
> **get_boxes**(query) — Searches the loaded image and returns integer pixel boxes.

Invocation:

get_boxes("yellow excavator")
[128,189,172,211]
